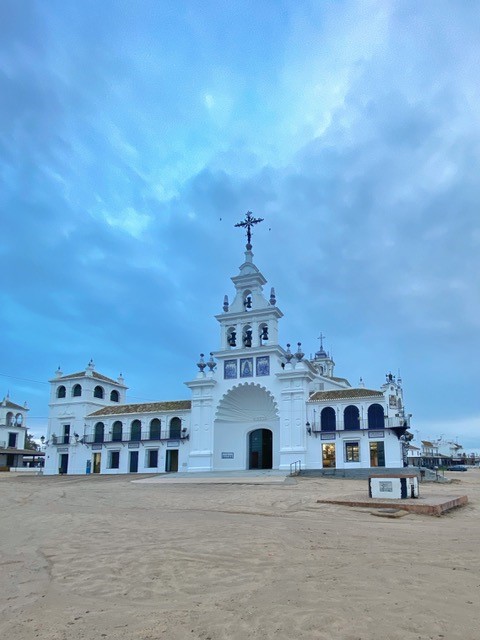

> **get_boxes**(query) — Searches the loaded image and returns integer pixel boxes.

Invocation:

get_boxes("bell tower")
[216,212,283,351]
[311,333,335,377]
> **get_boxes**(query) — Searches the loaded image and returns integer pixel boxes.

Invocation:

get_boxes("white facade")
[44,240,412,476]
[0,395,29,468]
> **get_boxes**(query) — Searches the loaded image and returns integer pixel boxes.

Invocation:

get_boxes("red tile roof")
[51,371,126,386]
[87,400,192,417]
[309,388,384,401]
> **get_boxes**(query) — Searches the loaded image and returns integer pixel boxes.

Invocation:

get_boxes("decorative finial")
[223,295,229,312]
[285,343,293,363]
[295,342,304,362]
[234,211,264,249]
[197,353,206,372]
[269,287,276,305]
[207,353,217,372]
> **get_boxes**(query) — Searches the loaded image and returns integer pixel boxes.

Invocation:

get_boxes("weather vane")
[234,211,264,248]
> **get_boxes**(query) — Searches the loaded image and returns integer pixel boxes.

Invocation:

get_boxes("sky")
[1,0,479,450]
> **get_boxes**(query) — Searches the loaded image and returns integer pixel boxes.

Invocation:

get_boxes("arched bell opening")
[242,325,253,348]
[227,326,237,347]
[259,322,269,345]
[243,290,253,311]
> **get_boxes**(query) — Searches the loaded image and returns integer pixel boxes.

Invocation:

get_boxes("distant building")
[416,439,466,468]
[406,443,422,466]
[0,395,42,469]
[44,216,413,476]
[436,440,464,461]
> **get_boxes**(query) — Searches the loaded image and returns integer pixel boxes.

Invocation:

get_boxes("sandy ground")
[1,471,479,640]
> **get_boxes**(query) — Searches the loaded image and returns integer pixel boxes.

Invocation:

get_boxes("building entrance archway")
[248,429,272,470]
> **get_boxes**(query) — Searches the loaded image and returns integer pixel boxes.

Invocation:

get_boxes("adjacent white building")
[44,222,412,476]
[0,395,31,469]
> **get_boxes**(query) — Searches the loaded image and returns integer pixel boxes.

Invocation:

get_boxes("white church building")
[44,214,412,476]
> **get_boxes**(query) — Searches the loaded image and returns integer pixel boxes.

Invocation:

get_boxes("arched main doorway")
[248,429,272,470]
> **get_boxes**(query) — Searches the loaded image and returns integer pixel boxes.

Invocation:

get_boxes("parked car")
[447,465,468,471]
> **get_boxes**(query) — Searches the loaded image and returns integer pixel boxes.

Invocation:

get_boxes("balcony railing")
[310,417,408,434]
[50,435,71,445]
[51,428,190,445]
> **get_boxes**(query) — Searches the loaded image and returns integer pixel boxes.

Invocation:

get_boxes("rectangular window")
[147,449,158,468]
[109,450,120,469]
[8,432,17,448]
[345,441,360,462]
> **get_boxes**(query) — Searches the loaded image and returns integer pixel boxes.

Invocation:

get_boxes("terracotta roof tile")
[2,399,28,411]
[309,388,384,401]
[51,371,126,386]
[87,400,191,417]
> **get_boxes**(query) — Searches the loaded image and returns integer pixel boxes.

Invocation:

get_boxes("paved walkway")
[132,469,291,484]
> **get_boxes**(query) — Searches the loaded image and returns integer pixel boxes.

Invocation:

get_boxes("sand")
[1,470,479,640]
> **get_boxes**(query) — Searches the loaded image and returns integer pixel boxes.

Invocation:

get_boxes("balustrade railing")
[310,417,407,433]
[50,435,70,444]
[77,430,189,445]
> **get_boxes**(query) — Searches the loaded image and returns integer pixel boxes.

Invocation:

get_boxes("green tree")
[24,432,39,451]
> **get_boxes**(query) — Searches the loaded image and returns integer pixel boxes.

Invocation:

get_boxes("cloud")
[0,1,479,445]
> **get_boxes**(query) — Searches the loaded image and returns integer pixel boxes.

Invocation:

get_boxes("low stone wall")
[302,467,420,480]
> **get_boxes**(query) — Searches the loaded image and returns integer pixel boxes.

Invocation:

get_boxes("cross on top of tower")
[315,332,328,358]
[234,211,264,249]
